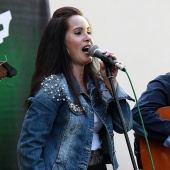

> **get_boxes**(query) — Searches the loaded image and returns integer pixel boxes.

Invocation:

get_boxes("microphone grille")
[88,45,99,56]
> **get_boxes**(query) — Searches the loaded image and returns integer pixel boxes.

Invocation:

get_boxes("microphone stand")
[105,65,138,170]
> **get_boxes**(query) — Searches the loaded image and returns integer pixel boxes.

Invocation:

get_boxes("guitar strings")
[0,54,8,65]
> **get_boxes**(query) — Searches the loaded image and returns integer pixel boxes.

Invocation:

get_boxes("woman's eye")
[87,31,92,35]
[75,32,81,35]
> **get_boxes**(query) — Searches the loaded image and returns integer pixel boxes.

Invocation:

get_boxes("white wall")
[49,1,170,170]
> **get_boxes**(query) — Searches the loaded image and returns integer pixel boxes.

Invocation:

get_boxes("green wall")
[0,1,50,169]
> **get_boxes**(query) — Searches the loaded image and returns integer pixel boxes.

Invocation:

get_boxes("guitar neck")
[0,62,8,80]
[0,62,17,80]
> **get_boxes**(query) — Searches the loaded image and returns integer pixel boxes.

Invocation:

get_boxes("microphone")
[88,45,126,72]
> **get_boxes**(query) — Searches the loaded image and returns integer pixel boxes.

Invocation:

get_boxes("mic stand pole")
[105,65,138,170]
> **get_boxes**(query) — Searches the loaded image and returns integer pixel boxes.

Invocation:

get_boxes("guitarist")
[0,62,17,80]
[132,72,170,169]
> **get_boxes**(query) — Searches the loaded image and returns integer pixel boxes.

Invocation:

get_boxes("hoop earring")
[66,48,70,56]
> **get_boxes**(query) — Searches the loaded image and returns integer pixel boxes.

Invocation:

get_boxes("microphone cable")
[125,69,155,170]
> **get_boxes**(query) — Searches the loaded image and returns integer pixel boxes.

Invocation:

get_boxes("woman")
[17,6,132,170]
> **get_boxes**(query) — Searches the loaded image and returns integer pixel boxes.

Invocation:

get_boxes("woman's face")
[65,15,93,67]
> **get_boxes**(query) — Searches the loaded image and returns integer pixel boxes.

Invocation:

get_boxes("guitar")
[139,107,170,170]
[0,62,17,80]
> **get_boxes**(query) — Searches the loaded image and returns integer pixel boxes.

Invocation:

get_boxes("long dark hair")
[26,6,100,108]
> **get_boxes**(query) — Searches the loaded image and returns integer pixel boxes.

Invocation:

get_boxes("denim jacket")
[17,74,132,170]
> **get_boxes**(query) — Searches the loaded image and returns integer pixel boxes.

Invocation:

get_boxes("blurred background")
[0,0,170,169]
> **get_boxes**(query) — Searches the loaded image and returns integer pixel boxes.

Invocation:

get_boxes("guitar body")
[140,107,170,170]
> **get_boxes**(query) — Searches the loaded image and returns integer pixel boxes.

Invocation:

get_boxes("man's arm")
[132,73,170,142]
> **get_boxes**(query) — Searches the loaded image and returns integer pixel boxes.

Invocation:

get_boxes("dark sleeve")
[132,73,170,142]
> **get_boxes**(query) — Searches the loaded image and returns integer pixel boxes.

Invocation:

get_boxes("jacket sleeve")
[17,87,62,170]
[132,73,170,142]
[104,83,133,134]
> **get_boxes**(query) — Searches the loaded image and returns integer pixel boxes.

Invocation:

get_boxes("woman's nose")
[84,33,92,42]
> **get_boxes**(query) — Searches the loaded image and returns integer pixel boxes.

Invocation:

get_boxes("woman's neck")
[72,66,88,94]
